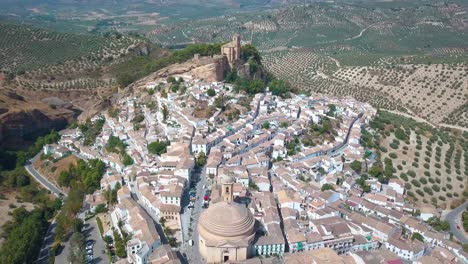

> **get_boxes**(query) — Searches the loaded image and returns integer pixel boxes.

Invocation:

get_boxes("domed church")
[197,176,256,263]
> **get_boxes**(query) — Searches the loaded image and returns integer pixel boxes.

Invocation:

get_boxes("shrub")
[416,189,425,196]
[439,196,446,201]
[96,217,104,236]
[390,143,399,149]
[408,170,416,178]
[423,186,433,195]
[400,173,408,181]
[405,183,412,190]
[420,178,427,184]
[411,179,421,188]
[389,153,398,159]
[432,185,440,192]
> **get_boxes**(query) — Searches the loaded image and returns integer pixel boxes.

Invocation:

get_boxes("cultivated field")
[262,49,468,127]
[0,23,141,73]
[368,111,468,210]
[333,64,468,126]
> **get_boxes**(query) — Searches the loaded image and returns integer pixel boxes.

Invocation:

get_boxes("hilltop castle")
[221,34,241,64]
[187,34,243,82]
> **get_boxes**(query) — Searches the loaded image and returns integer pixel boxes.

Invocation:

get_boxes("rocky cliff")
[0,88,81,149]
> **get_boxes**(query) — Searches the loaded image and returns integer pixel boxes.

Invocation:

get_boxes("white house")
[385,237,425,261]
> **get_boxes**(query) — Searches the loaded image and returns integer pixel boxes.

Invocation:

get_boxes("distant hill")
[0,22,141,73]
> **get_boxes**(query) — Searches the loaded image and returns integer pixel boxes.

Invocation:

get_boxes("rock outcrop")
[0,88,81,149]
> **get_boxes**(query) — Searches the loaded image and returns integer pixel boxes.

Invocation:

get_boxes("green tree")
[368,164,382,178]
[207,88,216,97]
[113,231,127,258]
[0,209,48,264]
[167,76,176,84]
[196,151,207,167]
[269,79,291,98]
[262,121,270,129]
[73,218,84,232]
[122,153,134,166]
[426,217,450,231]
[241,44,261,62]
[117,73,136,88]
[350,160,362,174]
[411,232,424,242]
[68,232,85,264]
[321,183,335,192]
[162,104,169,122]
[148,140,170,155]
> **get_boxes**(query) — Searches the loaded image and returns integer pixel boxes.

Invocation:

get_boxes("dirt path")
[327,56,341,68]
[345,27,369,41]
[382,109,468,132]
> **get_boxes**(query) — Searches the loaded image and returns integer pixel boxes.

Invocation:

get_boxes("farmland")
[0,0,466,126]
[143,0,468,127]
[366,111,468,210]
[0,23,141,73]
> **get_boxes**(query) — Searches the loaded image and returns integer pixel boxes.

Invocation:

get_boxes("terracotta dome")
[198,201,255,238]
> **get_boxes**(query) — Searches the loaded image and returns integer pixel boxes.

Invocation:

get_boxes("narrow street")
[179,166,208,263]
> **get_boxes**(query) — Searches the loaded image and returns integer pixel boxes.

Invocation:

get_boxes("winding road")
[444,201,468,244]
[25,153,67,263]
[25,154,67,198]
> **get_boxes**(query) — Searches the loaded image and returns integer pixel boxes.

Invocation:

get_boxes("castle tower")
[233,34,241,61]
[221,34,242,64]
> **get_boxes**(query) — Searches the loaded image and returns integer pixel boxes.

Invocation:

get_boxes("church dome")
[198,201,255,238]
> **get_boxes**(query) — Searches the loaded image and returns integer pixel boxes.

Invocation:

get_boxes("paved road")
[26,153,67,263]
[36,221,58,264]
[445,201,468,244]
[54,234,71,264]
[25,154,67,197]
[54,218,108,264]
[84,217,108,264]
[180,167,207,263]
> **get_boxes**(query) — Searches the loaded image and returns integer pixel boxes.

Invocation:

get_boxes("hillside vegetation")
[363,111,468,209]
[0,23,141,74]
